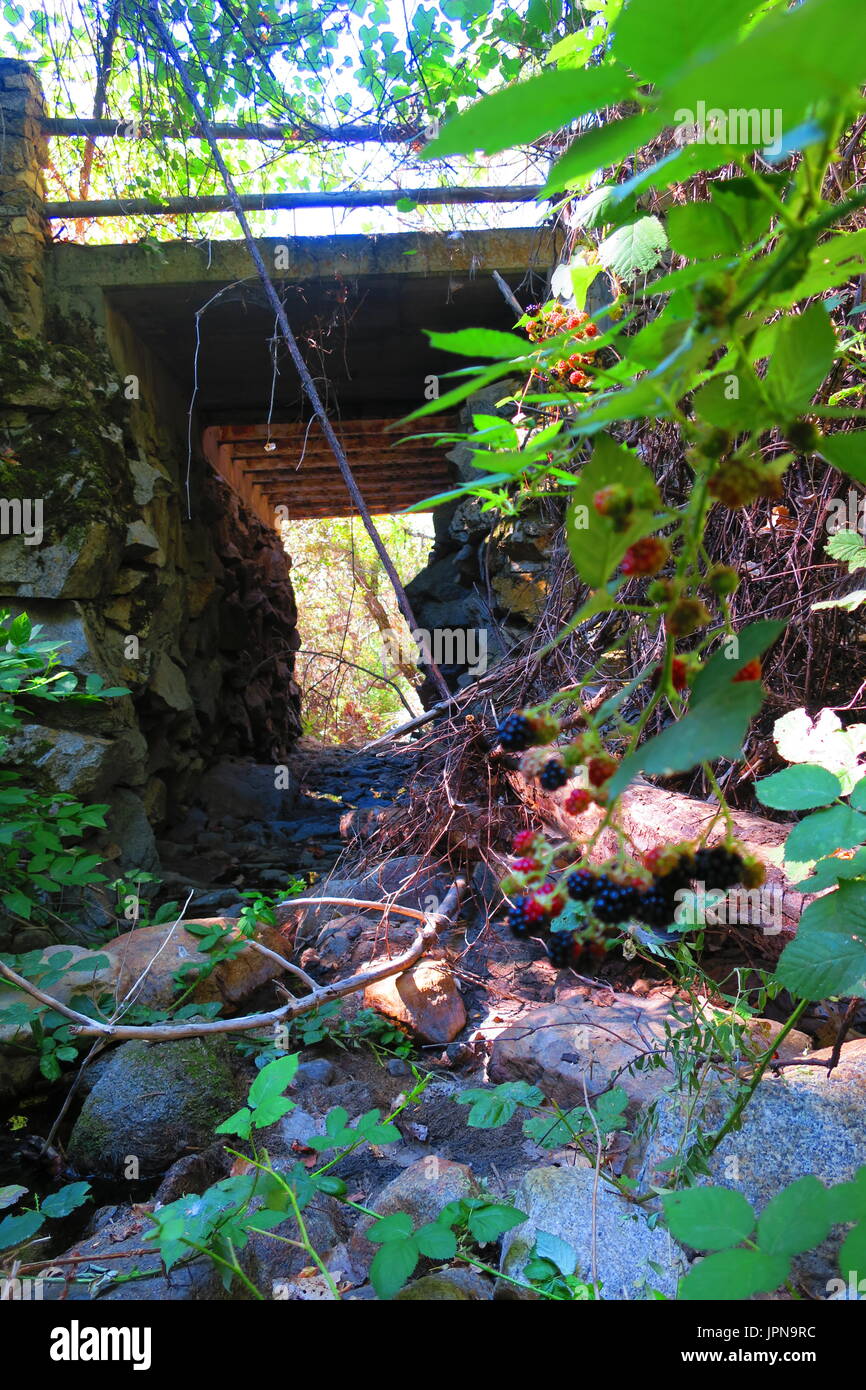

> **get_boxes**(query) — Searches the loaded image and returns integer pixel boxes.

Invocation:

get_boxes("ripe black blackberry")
[507,896,533,938]
[635,885,678,929]
[547,932,574,967]
[567,868,595,901]
[539,759,570,791]
[593,882,640,924]
[496,711,536,752]
[693,846,744,891]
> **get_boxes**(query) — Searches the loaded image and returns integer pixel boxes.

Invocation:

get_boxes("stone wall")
[0,318,302,878]
[0,59,47,335]
[0,59,302,881]
[406,385,562,692]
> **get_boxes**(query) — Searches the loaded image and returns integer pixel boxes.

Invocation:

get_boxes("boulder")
[350,1157,477,1265]
[67,1036,246,1176]
[498,1165,687,1300]
[103,918,292,1012]
[634,1038,866,1297]
[395,1269,493,1300]
[197,758,298,822]
[488,993,680,1110]
[364,961,466,1044]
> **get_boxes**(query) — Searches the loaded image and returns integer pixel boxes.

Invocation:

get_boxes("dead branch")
[0,886,464,1044]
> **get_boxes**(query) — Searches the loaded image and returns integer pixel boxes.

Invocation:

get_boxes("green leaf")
[424,66,635,157]
[791,847,866,892]
[661,0,866,145]
[826,529,866,570]
[564,432,660,588]
[662,1186,755,1251]
[456,1081,544,1128]
[598,216,668,281]
[0,1208,44,1250]
[668,202,741,259]
[609,682,764,798]
[545,111,665,193]
[248,1053,299,1111]
[784,805,866,864]
[524,1106,590,1148]
[466,1203,527,1245]
[612,0,758,84]
[369,1237,419,1298]
[816,431,866,484]
[765,304,836,415]
[690,620,785,705]
[850,778,866,811]
[367,1211,415,1244]
[41,1181,91,1219]
[425,328,531,360]
[679,1248,790,1300]
[754,764,843,811]
[0,1185,27,1212]
[535,1228,578,1276]
[215,1107,253,1140]
[775,882,866,999]
[839,1221,866,1285]
[757,1177,832,1258]
[414,1221,458,1259]
[691,368,769,430]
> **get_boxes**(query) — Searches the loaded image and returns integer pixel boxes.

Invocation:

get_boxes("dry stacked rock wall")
[0,61,301,890]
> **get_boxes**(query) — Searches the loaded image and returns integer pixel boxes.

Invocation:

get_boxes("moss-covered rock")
[67,1036,247,1177]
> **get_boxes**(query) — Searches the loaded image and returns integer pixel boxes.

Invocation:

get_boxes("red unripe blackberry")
[512,856,541,873]
[621,537,669,576]
[564,787,592,816]
[513,829,541,855]
[652,657,689,691]
[588,754,618,788]
[733,658,762,682]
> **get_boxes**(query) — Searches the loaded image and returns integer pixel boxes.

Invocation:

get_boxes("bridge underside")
[49,228,555,522]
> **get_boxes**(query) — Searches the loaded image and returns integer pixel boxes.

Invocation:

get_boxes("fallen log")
[503,765,808,935]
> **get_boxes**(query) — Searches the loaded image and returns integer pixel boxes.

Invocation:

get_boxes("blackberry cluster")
[593,882,640,924]
[547,932,574,968]
[506,896,534,938]
[634,885,679,929]
[539,759,570,791]
[566,869,596,901]
[693,846,745,890]
[496,711,536,752]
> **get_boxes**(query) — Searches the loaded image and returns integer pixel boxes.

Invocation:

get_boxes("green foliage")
[366,1197,525,1299]
[662,1168,866,1300]
[0,609,126,924]
[0,1180,91,1252]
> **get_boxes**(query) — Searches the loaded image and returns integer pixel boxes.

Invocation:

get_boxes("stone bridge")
[0,57,556,907]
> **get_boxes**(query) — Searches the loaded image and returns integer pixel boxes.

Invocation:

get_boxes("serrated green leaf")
[679,1247,789,1300]
[598,216,668,282]
[765,304,836,415]
[467,1203,526,1245]
[757,1177,831,1258]
[662,1186,755,1251]
[414,1221,458,1259]
[755,764,842,811]
[369,1236,418,1299]
[424,66,635,158]
[784,805,866,864]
